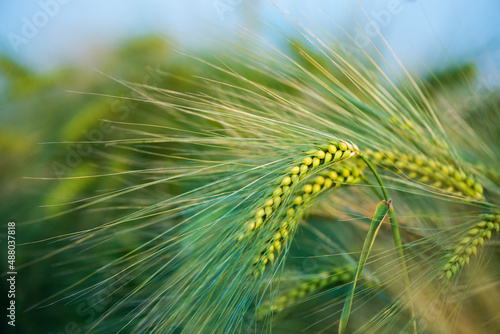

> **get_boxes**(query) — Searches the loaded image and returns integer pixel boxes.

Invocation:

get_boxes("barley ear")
[441,213,500,281]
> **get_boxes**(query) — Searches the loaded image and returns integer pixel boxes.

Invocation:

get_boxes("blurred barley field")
[1,1,500,334]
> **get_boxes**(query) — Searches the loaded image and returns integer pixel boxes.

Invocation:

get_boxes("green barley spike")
[365,149,484,200]
[442,213,500,281]
[242,141,363,276]
[258,266,356,318]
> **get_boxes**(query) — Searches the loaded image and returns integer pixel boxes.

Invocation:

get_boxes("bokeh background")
[1,1,499,333]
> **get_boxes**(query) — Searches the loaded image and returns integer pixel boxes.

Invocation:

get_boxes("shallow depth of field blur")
[1,1,500,333]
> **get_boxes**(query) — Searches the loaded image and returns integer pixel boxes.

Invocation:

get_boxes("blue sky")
[1,0,499,76]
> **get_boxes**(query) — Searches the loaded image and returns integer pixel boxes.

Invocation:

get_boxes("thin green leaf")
[339,200,390,334]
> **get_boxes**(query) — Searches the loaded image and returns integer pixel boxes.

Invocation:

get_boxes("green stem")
[360,155,389,202]
[364,178,384,202]
[359,154,417,334]
[389,205,417,334]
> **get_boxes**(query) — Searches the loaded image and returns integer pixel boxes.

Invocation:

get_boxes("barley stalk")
[19,6,500,332]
